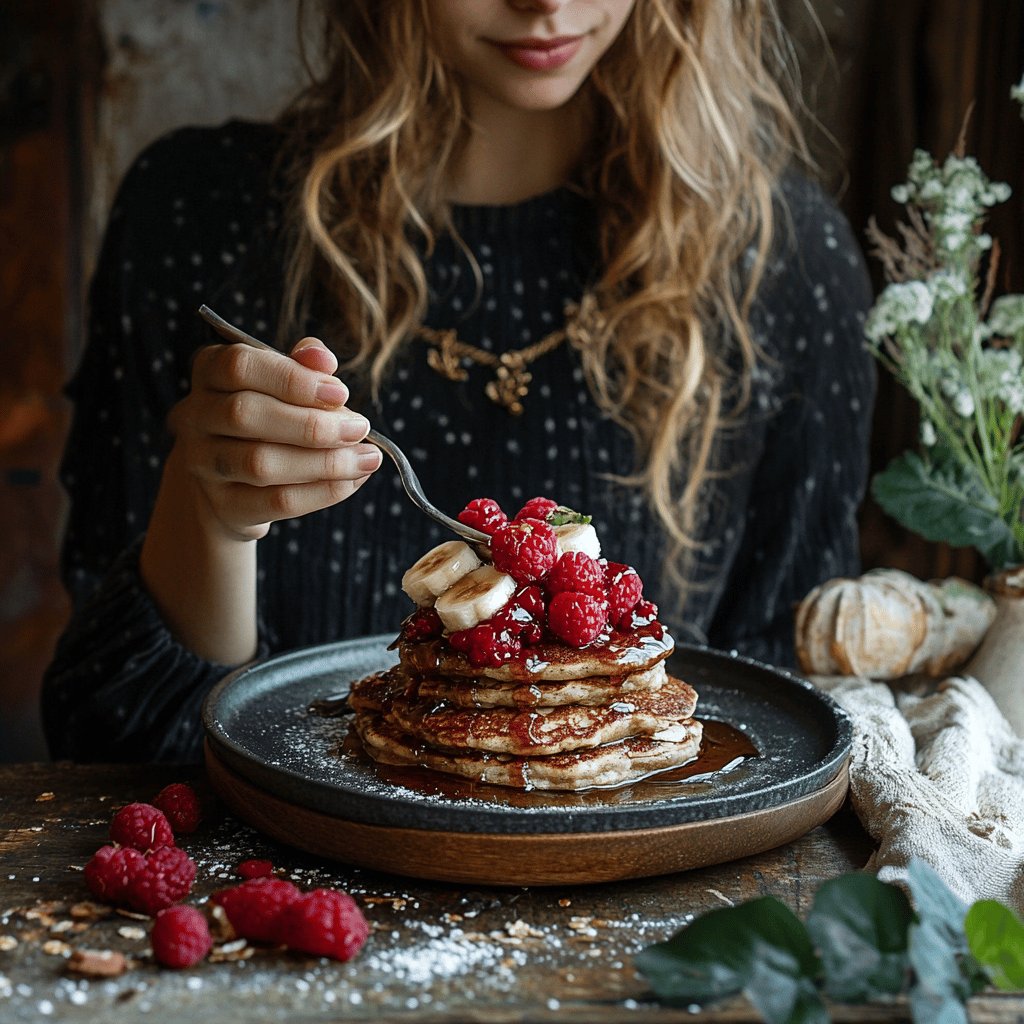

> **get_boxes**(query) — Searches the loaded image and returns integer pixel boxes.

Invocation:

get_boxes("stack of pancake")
[348,632,703,792]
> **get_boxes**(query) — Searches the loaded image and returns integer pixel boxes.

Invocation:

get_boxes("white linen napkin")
[812,672,1024,914]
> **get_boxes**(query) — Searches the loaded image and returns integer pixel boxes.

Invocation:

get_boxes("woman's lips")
[490,35,585,72]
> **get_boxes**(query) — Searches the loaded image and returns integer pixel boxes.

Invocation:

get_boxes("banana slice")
[553,523,601,560]
[401,540,482,606]
[435,565,517,632]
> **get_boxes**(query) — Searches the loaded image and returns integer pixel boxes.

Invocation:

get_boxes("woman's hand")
[139,335,381,664]
[167,336,382,541]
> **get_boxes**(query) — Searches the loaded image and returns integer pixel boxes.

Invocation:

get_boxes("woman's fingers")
[179,389,369,448]
[217,473,376,528]
[193,342,348,410]
[200,438,383,487]
[173,337,379,535]
[289,337,339,376]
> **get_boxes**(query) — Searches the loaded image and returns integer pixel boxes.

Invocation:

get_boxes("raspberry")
[126,846,197,915]
[401,607,443,642]
[491,584,546,644]
[633,598,659,623]
[458,497,507,535]
[449,623,522,668]
[602,561,632,586]
[151,905,211,969]
[491,518,558,584]
[212,878,301,944]
[608,568,644,625]
[238,859,274,880]
[279,888,369,962]
[110,803,175,852]
[546,552,606,599]
[152,783,202,835]
[84,845,146,903]
[448,628,472,653]
[547,592,608,647]
[514,496,558,522]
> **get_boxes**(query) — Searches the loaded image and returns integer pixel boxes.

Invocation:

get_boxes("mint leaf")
[871,450,1022,568]
[635,897,827,1024]
[965,900,1024,990]
[806,873,913,1001]
[546,505,592,526]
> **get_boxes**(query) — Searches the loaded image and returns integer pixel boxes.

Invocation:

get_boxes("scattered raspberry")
[491,585,546,644]
[448,623,522,668]
[547,592,608,647]
[608,568,644,626]
[547,551,606,599]
[152,783,202,835]
[237,859,274,880]
[458,497,507,535]
[279,888,369,962]
[401,606,443,642]
[151,905,211,969]
[491,518,558,584]
[109,803,175,852]
[514,496,558,522]
[126,846,197,915]
[633,599,659,623]
[84,845,146,903]
[212,878,301,944]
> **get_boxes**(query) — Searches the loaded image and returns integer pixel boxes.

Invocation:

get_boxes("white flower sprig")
[864,82,1024,568]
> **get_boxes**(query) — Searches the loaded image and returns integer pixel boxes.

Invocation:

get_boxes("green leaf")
[908,919,972,1024]
[905,859,968,945]
[965,900,1024,990]
[806,873,913,1001]
[903,860,982,1024]
[871,450,1021,567]
[634,897,827,1024]
[546,505,592,526]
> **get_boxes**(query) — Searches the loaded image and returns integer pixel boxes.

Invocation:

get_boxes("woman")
[43,0,875,760]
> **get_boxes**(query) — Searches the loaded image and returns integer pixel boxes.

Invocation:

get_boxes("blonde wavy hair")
[279,0,807,603]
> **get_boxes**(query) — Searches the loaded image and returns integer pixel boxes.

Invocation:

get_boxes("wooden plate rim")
[205,741,850,885]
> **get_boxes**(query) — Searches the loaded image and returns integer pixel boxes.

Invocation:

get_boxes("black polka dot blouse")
[41,120,876,761]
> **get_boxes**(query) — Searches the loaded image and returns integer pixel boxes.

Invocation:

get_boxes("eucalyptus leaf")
[908,919,971,1024]
[904,859,968,945]
[965,900,1024,990]
[871,451,1021,568]
[634,897,826,1023]
[806,873,913,1001]
[748,949,829,1024]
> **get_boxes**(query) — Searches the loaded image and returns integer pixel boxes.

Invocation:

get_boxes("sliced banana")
[553,522,601,560]
[401,540,482,606]
[435,565,517,632]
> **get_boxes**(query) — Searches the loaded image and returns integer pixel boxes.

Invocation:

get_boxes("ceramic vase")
[964,565,1024,737]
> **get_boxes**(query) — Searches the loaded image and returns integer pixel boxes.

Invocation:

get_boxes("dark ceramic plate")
[202,634,850,836]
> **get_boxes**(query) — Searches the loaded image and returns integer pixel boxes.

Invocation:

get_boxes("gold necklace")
[413,293,603,415]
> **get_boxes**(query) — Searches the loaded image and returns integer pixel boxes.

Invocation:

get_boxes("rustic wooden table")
[1,763,1021,1023]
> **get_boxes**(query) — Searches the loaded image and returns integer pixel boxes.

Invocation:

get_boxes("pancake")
[354,713,704,791]
[415,660,669,709]
[351,672,697,757]
[397,626,672,682]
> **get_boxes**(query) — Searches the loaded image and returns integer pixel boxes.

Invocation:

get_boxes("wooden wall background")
[0,0,1021,760]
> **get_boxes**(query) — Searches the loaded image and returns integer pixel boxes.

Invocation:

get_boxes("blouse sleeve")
[703,176,877,668]
[41,126,269,762]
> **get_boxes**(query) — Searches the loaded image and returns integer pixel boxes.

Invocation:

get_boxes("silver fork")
[197,305,491,550]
